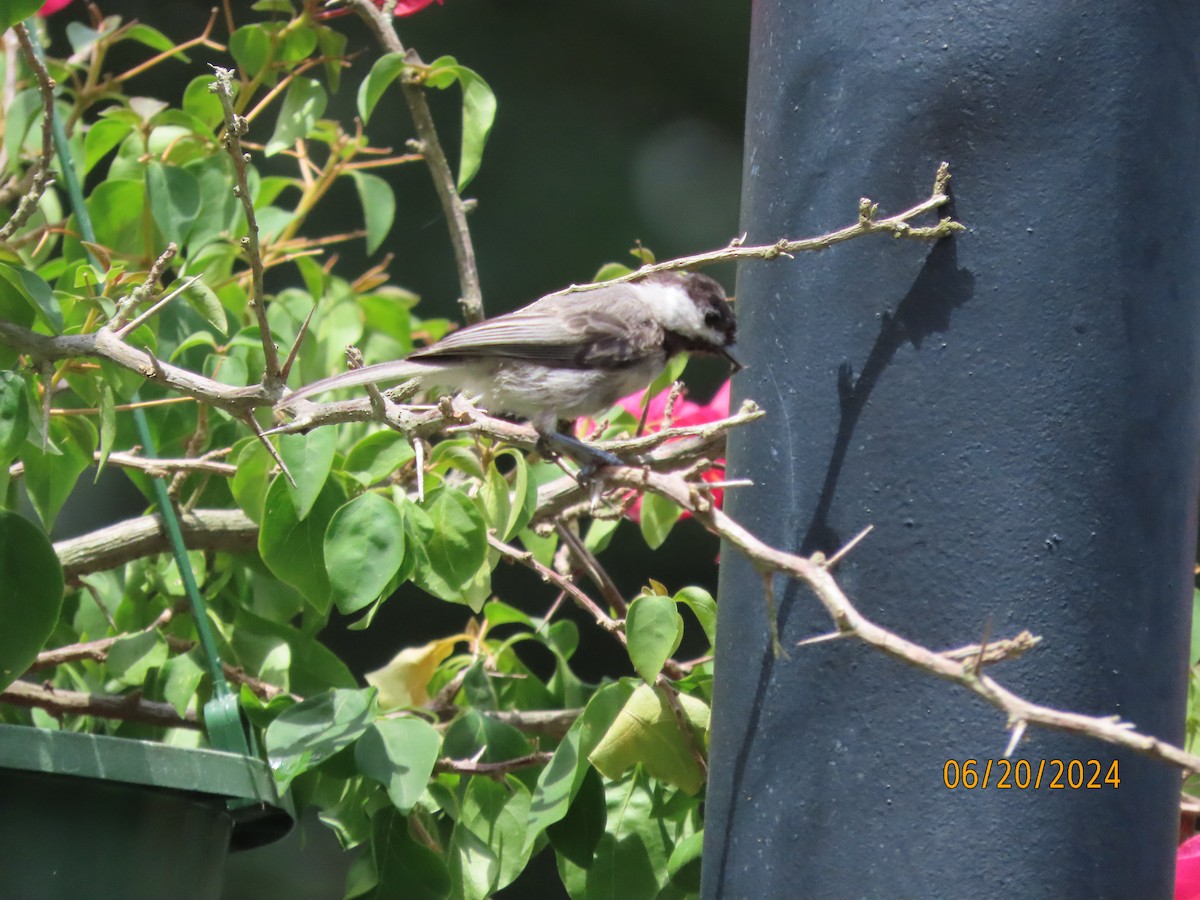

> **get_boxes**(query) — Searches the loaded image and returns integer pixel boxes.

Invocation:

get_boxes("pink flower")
[318,0,442,18]
[1179,835,1200,900]
[601,381,731,521]
[38,0,74,15]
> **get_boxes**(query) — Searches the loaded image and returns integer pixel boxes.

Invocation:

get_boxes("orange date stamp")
[943,758,1120,790]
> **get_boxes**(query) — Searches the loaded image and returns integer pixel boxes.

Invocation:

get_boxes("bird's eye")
[704,311,722,328]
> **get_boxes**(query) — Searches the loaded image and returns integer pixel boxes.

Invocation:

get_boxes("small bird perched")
[276,270,738,468]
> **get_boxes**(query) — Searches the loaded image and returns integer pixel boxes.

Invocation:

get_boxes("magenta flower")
[38,0,74,15]
[595,381,731,521]
[1179,835,1200,900]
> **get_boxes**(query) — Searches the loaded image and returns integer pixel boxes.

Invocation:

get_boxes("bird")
[276,270,738,469]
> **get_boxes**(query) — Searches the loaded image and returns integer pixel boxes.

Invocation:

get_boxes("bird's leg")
[537,430,623,482]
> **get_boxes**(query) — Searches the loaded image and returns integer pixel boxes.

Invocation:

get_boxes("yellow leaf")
[365,634,469,709]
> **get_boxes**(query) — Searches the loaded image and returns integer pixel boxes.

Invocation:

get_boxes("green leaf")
[442,711,531,764]
[452,66,496,191]
[638,490,682,550]
[348,171,395,255]
[371,806,451,900]
[666,829,704,892]
[344,430,415,487]
[478,450,534,541]
[162,649,205,717]
[450,776,532,898]
[0,511,64,691]
[181,75,225,131]
[145,162,201,246]
[314,25,348,93]
[0,1,42,33]
[277,25,317,63]
[84,119,133,174]
[264,687,375,791]
[0,371,29,465]
[266,77,326,156]
[0,263,62,333]
[276,429,337,521]
[558,773,700,900]
[324,492,405,615]
[625,593,683,683]
[95,377,116,475]
[1191,589,1200,665]
[123,23,179,54]
[546,766,606,868]
[405,492,488,608]
[87,179,147,261]
[230,25,271,76]
[676,586,717,647]
[22,417,97,530]
[526,681,634,844]
[356,52,408,125]
[589,683,709,795]
[230,438,271,524]
[180,278,227,333]
[355,717,441,813]
[107,631,169,686]
[422,58,497,191]
[258,473,346,612]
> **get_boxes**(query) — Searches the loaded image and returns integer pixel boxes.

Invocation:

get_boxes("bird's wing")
[411,288,663,369]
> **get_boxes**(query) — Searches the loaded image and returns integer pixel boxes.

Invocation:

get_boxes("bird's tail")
[276,359,428,408]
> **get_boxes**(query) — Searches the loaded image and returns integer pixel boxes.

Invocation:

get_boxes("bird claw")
[538,431,622,485]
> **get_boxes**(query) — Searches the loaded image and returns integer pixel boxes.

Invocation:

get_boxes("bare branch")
[433,751,554,777]
[109,243,178,332]
[53,508,258,584]
[345,0,484,323]
[1,680,200,730]
[488,533,625,643]
[0,318,271,415]
[209,66,281,381]
[565,162,962,293]
[0,24,56,242]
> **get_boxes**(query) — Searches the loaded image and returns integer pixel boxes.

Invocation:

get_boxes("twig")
[209,66,281,381]
[346,0,484,323]
[0,24,56,242]
[115,273,200,339]
[433,751,553,777]
[488,534,625,642]
[10,449,235,482]
[554,521,627,616]
[565,163,962,293]
[109,243,178,332]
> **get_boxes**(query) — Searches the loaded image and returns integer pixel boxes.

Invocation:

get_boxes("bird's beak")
[722,345,744,373]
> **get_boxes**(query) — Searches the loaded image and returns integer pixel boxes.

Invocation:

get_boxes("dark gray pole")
[705,3,1200,898]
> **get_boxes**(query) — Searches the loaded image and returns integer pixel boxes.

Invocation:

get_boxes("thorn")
[822,523,874,569]
[1003,720,1027,758]
[245,414,295,487]
[280,305,316,381]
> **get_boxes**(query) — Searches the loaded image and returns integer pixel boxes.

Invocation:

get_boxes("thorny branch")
[596,466,1200,775]
[209,66,281,382]
[565,162,963,292]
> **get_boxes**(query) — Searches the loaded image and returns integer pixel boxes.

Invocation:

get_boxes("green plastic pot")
[0,724,292,900]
